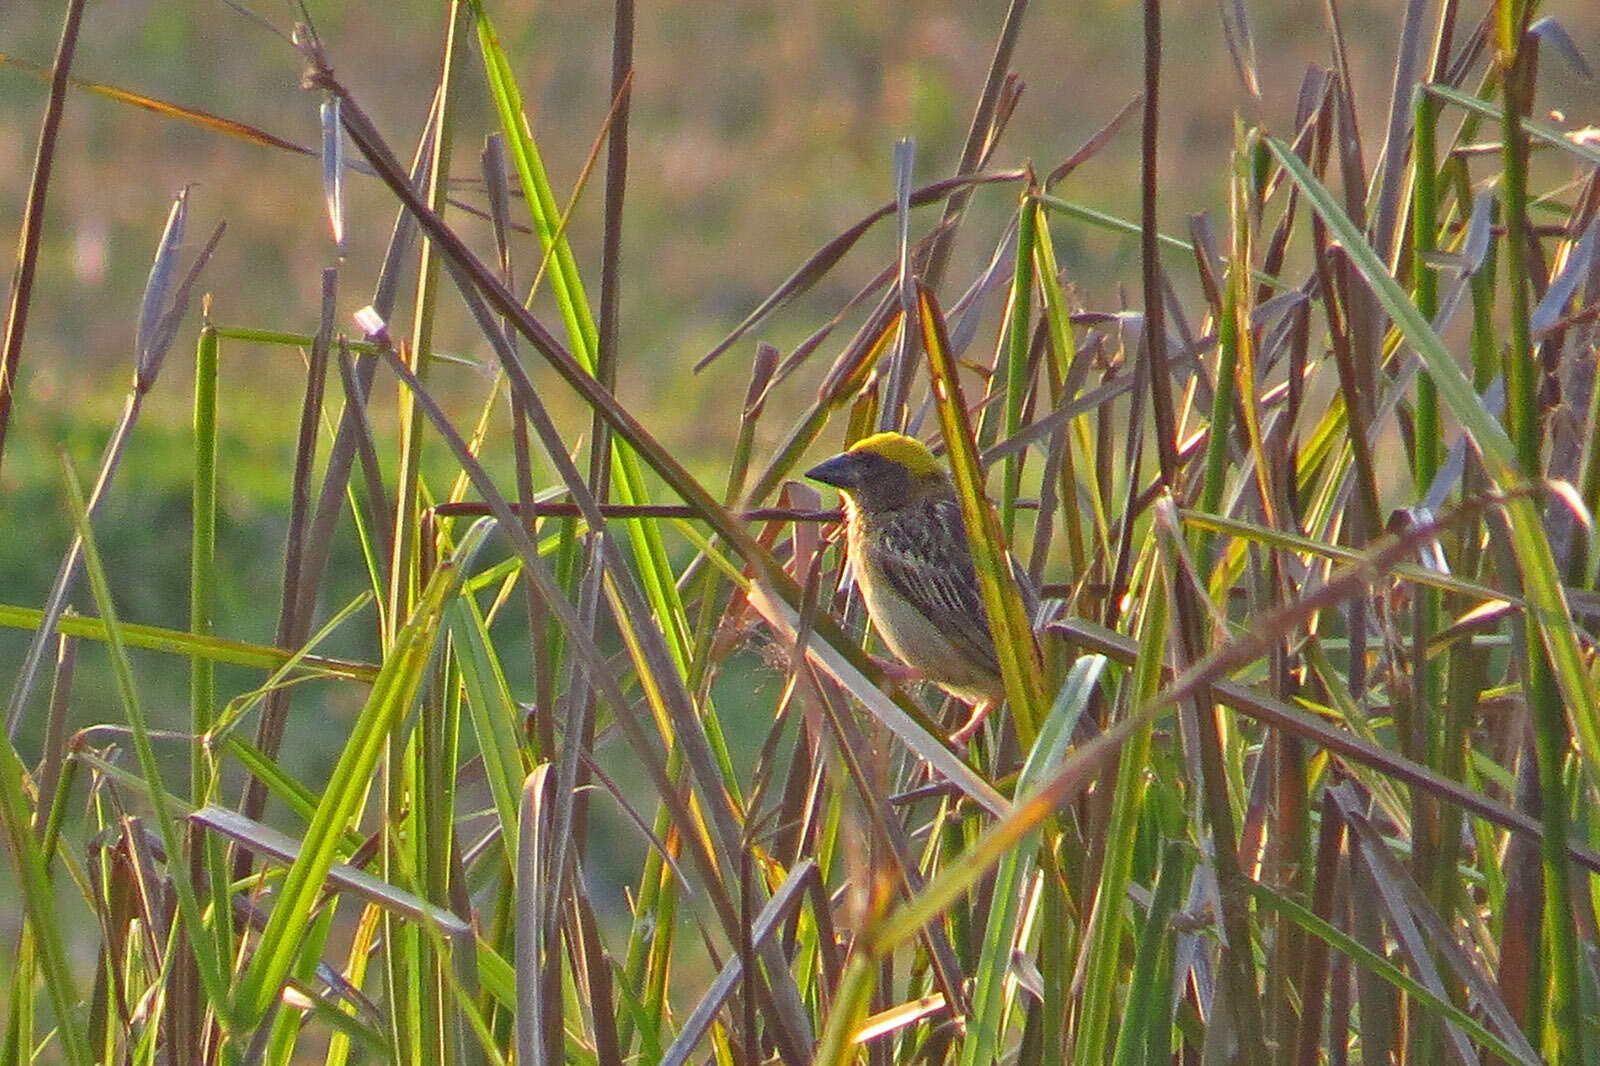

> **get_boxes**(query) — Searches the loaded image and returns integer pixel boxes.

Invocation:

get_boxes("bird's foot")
[948,698,996,745]
[874,658,926,687]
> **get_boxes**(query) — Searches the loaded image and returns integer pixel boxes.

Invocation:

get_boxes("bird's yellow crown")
[847,432,942,478]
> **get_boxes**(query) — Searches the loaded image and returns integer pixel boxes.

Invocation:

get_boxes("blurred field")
[0,1,1591,601]
[0,1,1583,604]
[3,0,1589,447]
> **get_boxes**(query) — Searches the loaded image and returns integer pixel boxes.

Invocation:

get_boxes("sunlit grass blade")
[695,171,1028,373]
[192,806,472,941]
[1028,194,1089,576]
[746,583,1010,818]
[0,52,317,156]
[469,4,727,819]
[994,176,1037,539]
[1179,507,1517,603]
[917,282,1049,745]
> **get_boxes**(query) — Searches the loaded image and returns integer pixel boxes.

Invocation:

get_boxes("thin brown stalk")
[1138,0,1265,1055]
[237,267,335,832]
[0,0,88,476]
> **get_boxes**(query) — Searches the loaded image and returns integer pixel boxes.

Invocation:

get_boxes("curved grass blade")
[1178,508,1519,604]
[1037,192,1291,291]
[0,52,317,156]
[192,806,470,939]
[1428,84,1600,167]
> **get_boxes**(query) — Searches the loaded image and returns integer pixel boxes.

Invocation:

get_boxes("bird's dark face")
[805,449,919,511]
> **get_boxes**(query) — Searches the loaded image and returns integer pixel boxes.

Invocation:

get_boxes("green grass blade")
[232,522,487,1027]
[470,1,724,813]
[1263,137,1600,797]
[1249,881,1539,1066]
[1073,571,1166,1066]
[1028,196,1089,575]
[191,319,219,798]
[59,452,233,1033]
[0,710,89,1064]
[963,654,1108,1066]
[997,181,1038,539]
[470,4,598,364]
[1109,842,1186,1066]
[449,597,528,862]
[0,603,379,681]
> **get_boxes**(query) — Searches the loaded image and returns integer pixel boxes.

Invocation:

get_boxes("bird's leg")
[948,698,996,745]
[873,657,926,687]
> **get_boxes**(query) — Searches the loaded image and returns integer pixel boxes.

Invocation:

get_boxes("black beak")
[804,452,859,490]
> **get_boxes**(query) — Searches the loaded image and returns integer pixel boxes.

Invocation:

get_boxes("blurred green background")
[0,0,1596,923]
[3,0,1595,484]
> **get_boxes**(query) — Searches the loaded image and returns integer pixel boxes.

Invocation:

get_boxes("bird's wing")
[873,497,1001,673]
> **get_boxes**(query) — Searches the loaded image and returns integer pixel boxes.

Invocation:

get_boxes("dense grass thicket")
[3,1,1600,1064]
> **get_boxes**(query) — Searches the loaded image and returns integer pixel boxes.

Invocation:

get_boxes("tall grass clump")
[2,0,1599,1063]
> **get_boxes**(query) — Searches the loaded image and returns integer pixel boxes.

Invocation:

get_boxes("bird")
[805,431,1022,741]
